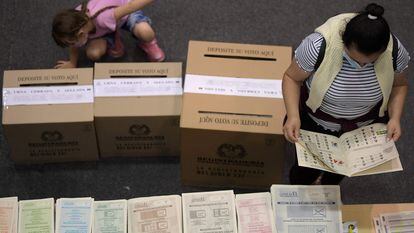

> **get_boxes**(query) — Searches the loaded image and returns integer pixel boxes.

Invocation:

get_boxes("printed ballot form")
[0,197,18,233]
[18,198,54,233]
[271,185,342,233]
[56,198,94,233]
[295,123,401,176]
[235,192,277,233]
[93,200,127,233]
[128,195,182,233]
[182,190,237,233]
[373,211,414,233]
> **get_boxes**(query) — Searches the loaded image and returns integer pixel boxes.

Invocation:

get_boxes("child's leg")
[132,22,155,42]
[86,38,107,61]
[124,10,164,62]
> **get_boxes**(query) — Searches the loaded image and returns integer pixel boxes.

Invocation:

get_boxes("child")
[52,0,164,69]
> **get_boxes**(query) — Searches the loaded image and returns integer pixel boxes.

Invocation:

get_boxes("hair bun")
[365,3,385,17]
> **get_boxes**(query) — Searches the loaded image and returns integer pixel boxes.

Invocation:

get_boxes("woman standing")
[282,3,410,185]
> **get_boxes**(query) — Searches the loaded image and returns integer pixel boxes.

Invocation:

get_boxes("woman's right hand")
[283,116,301,143]
[54,60,76,69]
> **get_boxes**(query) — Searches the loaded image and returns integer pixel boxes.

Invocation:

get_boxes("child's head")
[52,3,90,47]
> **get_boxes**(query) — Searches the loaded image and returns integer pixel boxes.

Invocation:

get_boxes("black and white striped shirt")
[295,33,410,132]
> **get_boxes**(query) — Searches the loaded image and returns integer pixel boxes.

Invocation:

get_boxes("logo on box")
[129,124,151,136]
[217,144,247,158]
[41,131,63,142]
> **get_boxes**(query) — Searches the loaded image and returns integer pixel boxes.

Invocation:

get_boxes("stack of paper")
[235,192,276,233]
[182,190,237,233]
[56,197,94,233]
[18,198,54,233]
[0,197,18,233]
[373,211,414,233]
[271,185,342,233]
[93,200,127,233]
[128,195,182,233]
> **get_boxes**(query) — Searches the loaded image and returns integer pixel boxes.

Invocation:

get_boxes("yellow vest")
[306,13,394,117]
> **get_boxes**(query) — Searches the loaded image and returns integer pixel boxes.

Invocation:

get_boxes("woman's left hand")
[386,118,402,142]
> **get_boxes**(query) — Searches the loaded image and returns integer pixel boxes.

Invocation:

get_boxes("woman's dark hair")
[342,3,390,55]
[52,2,89,48]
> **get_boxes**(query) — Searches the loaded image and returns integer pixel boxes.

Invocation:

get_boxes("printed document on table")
[128,195,182,233]
[0,197,18,233]
[270,185,342,233]
[56,197,94,233]
[379,211,414,233]
[296,123,400,176]
[93,200,127,233]
[18,198,54,233]
[235,192,277,233]
[182,190,237,233]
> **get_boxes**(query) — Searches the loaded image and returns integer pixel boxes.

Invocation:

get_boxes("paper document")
[18,198,54,233]
[235,192,277,233]
[182,190,237,233]
[296,123,401,177]
[93,200,127,233]
[56,197,94,233]
[0,197,18,233]
[379,211,414,233]
[128,195,182,233]
[271,185,342,233]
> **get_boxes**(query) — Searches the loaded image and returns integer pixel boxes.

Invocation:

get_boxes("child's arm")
[55,47,79,69]
[113,0,153,21]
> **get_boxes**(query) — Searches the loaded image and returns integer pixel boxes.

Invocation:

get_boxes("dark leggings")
[288,112,389,185]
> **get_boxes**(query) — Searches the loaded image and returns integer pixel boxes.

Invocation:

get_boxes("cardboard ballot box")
[2,68,99,164]
[94,63,182,158]
[181,41,292,188]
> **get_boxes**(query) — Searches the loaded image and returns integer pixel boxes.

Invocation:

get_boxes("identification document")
[0,197,18,233]
[295,123,402,177]
[128,195,182,233]
[18,198,54,233]
[56,197,94,233]
[271,185,342,233]
[182,190,237,233]
[235,192,277,233]
[93,200,127,233]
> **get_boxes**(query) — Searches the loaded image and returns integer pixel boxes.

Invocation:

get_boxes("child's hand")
[54,60,76,69]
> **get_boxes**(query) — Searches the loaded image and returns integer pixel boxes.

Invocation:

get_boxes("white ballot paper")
[93,200,127,233]
[235,192,277,233]
[18,198,54,233]
[296,123,401,177]
[0,197,18,233]
[56,197,94,233]
[379,211,414,233]
[128,195,182,233]
[182,190,237,233]
[271,185,342,233]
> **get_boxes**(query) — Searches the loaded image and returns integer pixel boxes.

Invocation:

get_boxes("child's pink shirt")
[76,0,129,39]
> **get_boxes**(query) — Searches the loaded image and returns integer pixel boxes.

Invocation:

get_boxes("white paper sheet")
[271,185,342,233]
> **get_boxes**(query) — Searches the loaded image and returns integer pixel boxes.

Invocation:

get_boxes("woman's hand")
[283,116,301,143]
[54,60,76,69]
[386,118,401,142]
